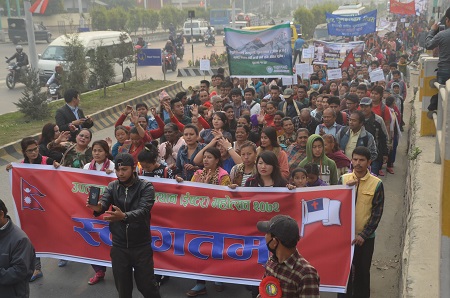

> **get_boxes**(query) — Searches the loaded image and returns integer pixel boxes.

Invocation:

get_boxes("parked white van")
[38,31,135,87]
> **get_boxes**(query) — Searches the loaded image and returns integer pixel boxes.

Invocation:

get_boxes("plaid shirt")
[258,250,320,298]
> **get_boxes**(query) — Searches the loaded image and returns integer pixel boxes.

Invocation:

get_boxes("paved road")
[0,38,223,115]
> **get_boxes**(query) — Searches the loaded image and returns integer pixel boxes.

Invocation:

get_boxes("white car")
[183,19,214,43]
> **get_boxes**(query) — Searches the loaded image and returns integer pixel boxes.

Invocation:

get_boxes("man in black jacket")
[0,199,36,298]
[55,89,94,142]
[87,153,161,298]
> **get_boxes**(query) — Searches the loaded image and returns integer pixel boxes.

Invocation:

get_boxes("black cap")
[257,215,300,247]
[114,153,134,169]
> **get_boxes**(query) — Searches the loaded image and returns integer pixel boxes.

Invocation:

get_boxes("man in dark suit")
[55,89,94,141]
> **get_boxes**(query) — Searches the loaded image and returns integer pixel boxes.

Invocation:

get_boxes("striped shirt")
[258,250,320,298]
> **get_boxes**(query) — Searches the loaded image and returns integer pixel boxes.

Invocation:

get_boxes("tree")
[293,7,315,39]
[127,8,142,35]
[310,3,339,26]
[90,43,115,97]
[114,32,134,88]
[159,6,183,31]
[90,6,109,31]
[108,7,128,31]
[14,68,50,120]
[43,0,64,15]
[62,33,88,93]
[142,10,159,33]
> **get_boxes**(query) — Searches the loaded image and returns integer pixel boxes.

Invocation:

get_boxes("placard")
[369,69,386,82]
[296,63,314,79]
[327,68,343,80]
[327,59,339,69]
[400,18,406,22]
[200,59,211,71]
[302,47,313,59]
[282,76,293,86]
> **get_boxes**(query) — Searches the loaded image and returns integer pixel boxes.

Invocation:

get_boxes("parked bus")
[331,3,366,16]
[210,8,242,34]
[314,3,366,41]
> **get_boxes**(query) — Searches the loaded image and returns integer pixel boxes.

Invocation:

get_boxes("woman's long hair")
[255,151,286,187]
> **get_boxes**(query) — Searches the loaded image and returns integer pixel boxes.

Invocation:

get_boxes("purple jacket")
[307,178,328,187]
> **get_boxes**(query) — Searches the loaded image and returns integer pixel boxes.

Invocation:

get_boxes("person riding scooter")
[164,40,176,66]
[136,36,147,49]
[205,26,214,44]
[46,64,63,87]
[6,45,28,78]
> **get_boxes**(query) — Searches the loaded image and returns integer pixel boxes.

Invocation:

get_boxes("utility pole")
[231,0,236,28]
[77,0,84,28]
[24,1,38,71]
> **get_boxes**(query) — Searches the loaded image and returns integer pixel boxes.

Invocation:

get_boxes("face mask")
[357,75,363,79]
[266,238,278,255]
[312,84,319,90]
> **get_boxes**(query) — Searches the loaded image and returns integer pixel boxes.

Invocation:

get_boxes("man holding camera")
[425,7,450,85]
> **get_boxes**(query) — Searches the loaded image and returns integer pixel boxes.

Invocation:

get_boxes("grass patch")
[0,79,174,146]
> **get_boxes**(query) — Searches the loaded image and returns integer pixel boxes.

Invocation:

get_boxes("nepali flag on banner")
[30,0,49,14]
[340,49,357,70]
[390,0,416,16]
[21,178,46,211]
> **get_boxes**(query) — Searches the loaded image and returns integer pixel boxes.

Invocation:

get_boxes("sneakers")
[88,271,105,285]
[58,260,68,267]
[30,269,43,282]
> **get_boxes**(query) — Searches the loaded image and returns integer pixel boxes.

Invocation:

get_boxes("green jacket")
[299,134,339,185]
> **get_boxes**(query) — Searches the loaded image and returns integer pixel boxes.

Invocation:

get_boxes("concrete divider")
[400,91,440,297]
[0,81,185,166]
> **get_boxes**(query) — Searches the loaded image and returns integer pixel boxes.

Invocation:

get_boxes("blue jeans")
[370,160,381,176]
[437,68,450,85]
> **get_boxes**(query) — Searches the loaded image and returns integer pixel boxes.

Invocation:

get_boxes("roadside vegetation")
[0,80,173,145]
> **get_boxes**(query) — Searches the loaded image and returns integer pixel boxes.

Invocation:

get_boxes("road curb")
[400,93,439,297]
[0,81,185,166]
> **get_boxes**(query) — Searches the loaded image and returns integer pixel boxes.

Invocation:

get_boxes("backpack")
[341,111,348,125]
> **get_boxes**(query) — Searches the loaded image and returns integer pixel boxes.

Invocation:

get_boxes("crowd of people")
[10,8,450,298]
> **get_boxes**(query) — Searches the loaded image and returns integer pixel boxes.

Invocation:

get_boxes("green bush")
[14,69,50,120]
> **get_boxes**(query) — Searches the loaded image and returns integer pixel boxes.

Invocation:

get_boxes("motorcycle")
[5,58,28,89]
[161,50,177,74]
[204,32,215,46]
[175,35,184,60]
[47,83,61,101]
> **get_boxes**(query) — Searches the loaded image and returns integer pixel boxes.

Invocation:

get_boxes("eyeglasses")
[25,147,39,153]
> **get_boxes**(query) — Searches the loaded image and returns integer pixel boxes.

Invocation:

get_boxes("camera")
[438,23,446,31]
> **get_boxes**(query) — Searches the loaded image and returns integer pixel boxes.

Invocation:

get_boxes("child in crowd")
[287,167,308,189]
[111,125,130,158]
[305,163,327,187]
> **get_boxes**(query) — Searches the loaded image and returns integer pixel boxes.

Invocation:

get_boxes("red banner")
[390,0,416,15]
[9,164,354,293]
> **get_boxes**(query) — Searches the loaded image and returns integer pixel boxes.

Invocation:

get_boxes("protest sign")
[313,41,365,66]
[225,23,293,77]
[10,164,355,293]
[369,69,386,82]
[200,59,211,71]
[327,68,343,80]
[326,10,377,37]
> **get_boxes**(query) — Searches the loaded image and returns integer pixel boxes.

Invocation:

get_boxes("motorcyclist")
[169,23,176,39]
[136,36,147,49]
[164,40,176,66]
[205,26,214,43]
[6,45,29,77]
[46,64,63,87]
